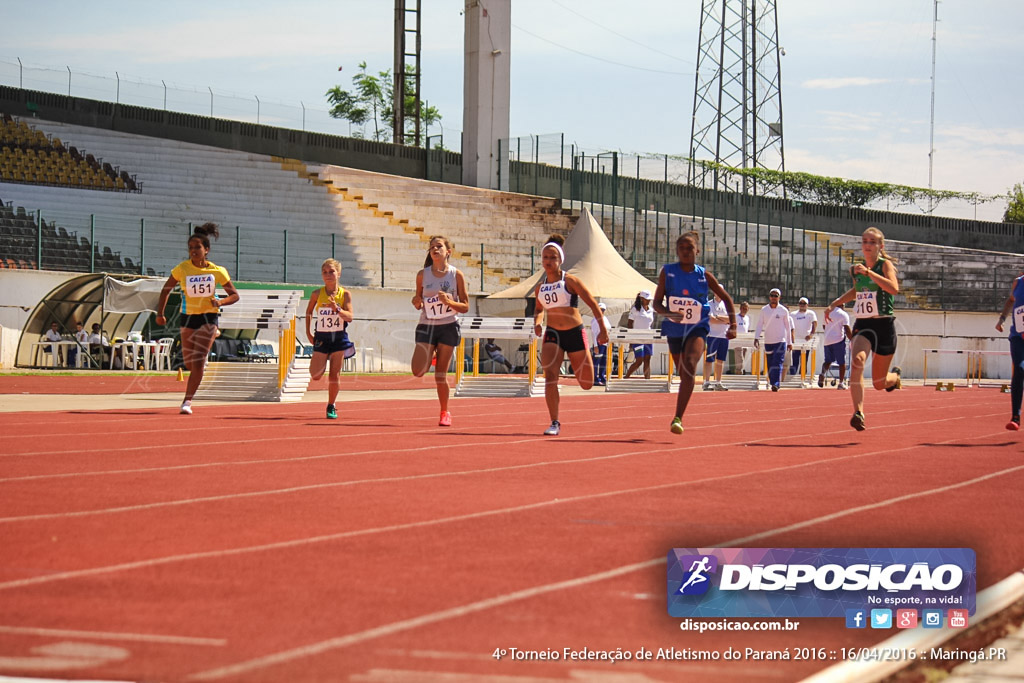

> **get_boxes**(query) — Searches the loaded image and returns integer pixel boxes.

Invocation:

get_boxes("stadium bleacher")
[0,112,140,193]
[0,115,1017,309]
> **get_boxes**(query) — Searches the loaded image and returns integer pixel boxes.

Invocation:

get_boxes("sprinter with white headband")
[533,234,608,436]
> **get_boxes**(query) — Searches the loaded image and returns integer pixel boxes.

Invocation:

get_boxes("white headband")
[542,242,565,262]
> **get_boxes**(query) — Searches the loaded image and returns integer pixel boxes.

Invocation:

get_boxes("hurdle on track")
[454,317,538,397]
[967,349,1012,388]
[195,290,308,402]
[606,328,672,393]
[749,336,816,390]
[921,348,1006,388]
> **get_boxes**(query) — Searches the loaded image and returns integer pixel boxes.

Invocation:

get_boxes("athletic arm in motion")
[566,274,608,345]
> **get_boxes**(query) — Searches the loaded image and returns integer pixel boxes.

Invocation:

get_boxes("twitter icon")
[870,609,893,629]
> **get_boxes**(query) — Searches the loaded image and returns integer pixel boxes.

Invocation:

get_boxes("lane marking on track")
[185,455,1024,681]
[0,388,998,453]
[0,396,1001,479]
[0,410,1003,523]
[0,429,1013,594]
[0,624,226,646]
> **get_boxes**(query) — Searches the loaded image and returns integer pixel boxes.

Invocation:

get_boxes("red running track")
[0,385,1021,682]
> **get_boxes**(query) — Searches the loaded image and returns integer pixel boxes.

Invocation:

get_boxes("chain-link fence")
[0,59,462,153]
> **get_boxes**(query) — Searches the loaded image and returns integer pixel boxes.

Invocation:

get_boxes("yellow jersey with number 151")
[171,260,231,315]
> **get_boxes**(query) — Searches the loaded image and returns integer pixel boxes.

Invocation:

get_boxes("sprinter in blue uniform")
[653,231,736,434]
[995,274,1024,431]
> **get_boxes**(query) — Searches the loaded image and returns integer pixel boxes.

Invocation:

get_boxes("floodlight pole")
[928,0,939,211]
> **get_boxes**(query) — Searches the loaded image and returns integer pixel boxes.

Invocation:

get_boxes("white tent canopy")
[103,275,164,314]
[488,208,658,301]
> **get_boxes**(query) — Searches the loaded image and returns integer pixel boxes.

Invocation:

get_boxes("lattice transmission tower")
[688,0,786,196]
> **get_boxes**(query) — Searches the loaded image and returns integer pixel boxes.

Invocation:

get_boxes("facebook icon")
[845,609,867,629]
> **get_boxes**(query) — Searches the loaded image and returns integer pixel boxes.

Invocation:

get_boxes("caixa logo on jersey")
[667,548,975,619]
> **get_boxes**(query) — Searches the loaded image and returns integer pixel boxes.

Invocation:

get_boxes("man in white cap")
[789,296,818,379]
[754,288,794,391]
[590,301,613,385]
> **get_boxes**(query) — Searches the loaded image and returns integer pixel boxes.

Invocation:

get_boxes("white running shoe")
[714,382,729,391]
[543,420,561,436]
[838,380,848,390]
[180,400,193,415]
[702,381,712,391]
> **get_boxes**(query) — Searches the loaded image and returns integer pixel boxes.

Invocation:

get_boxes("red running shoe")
[1007,416,1020,431]
[439,411,452,427]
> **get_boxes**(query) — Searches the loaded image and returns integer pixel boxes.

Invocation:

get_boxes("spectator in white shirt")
[590,302,613,385]
[88,323,111,366]
[624,291,655,379]
[754,288,794,391]
[43,322,64,365]
[703,293,731,390]
[68,321,88,367]
[735,301,751,374]
[789,297,819,378]
[819,302,853,389]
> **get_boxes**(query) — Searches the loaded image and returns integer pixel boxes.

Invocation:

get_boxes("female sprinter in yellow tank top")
[155,223,240,415]
[533,234,608,436]
[305,259,354,419]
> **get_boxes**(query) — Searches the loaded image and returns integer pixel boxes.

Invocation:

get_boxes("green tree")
[326,62,442,146]
[1004,182,1024,223]
[326,61,386,141]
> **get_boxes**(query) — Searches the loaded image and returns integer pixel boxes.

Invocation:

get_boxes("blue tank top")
[1011,276,1024,337]
[660,263,710,337]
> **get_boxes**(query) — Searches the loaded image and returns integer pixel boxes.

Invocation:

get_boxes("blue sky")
[3,0,1021,221]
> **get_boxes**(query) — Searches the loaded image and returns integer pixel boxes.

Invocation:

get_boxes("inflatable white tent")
[487,208,658,307]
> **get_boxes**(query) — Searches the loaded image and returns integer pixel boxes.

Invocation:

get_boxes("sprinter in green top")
[824,227,902,431]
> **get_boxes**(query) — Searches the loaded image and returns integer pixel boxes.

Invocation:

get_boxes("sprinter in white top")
[533,234,608,436]
[411,235,470,427]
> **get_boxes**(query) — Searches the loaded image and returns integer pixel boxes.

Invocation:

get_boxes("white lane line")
[0,395,999,485]
[0,624,225,646]
[0,428,1010,594]
[0,402,858,482]
[186,458,1024,681]
[0,410,1000,523]
[1,387,988,457]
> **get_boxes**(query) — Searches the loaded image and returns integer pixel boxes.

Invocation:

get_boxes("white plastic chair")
[37,337,58,367]
[154,337,174,371]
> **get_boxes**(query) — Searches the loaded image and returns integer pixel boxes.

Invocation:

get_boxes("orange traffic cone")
[176,368,185,382]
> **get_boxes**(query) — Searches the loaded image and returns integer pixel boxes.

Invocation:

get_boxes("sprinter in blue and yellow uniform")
[155,223,239,415]
[825,226,902,432]
[304,258,354,420]
[653,230,736,435]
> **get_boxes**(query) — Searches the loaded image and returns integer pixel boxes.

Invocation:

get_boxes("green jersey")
[853,258,894,317]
